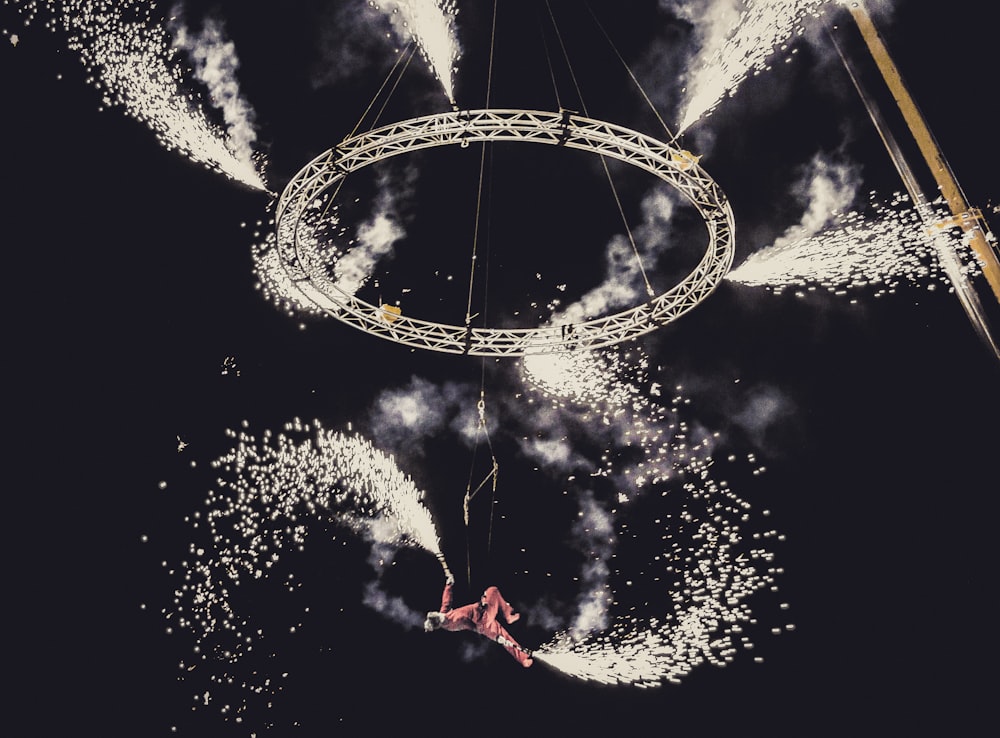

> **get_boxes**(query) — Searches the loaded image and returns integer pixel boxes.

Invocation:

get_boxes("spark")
[678,0,834,133]
[166,418,447,670]
[520,345,787,686]
[726,193,981,295]
[370,0,461,105]
[9,0,268,190]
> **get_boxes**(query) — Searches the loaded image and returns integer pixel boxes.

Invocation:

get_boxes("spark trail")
[520,346,788,685]
[162,419,450,721]
[370,0,461,105]
[726,193,983,296]
[8,0,267,190]
[677,0,833,133]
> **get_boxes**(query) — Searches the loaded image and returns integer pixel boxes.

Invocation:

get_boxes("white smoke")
[569,491,615,640]
[729,152,861,280]
[361,522,426,630]
[525,436,577,471]
[334,165,416,296]
[362,580,425,629]
[732,384,796,452]
[369,376,449,452]
[368,376,483,457]
[772,153,862,251]
[662,0,744,50]
[552,186,678,325]
[168,6,260,172]
[335,213,406,296]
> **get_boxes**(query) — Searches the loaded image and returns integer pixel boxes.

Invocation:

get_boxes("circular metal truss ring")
[275,108,735,356]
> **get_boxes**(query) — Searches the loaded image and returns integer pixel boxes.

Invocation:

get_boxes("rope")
[543,0,655,298]
[583,0,678,143]
[464,388,499,585]
[465,3,500,587]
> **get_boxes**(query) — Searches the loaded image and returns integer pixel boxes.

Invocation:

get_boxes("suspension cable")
[464,1,500,586]
[464,388,499,584]
[537,6,563,111]
[371,43,418,131]
[543,0,655,298]
[464,0,499,330]
[583,0,678,143]
[318,42,417,224]
[348,40,416,139]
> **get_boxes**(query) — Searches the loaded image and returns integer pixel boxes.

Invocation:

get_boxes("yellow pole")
[848,4,1000,303]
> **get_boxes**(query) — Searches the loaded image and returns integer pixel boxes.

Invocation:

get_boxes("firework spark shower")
[677,0,834,133]
[7,0,267,189]
[519,346,788,685]
[6,1,996,735]
[370,0,461,104]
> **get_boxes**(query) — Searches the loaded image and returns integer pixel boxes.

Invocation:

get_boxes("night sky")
[4,1,998,736]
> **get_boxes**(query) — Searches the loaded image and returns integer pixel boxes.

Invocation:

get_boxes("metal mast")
[844,3,1000,359]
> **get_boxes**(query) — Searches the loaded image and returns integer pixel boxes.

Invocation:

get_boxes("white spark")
[678,0,834,132]
[520,344,785,685]
[167,420,448,663]
[370,0,461,104]
[12,1,267,190]
[726,193,980,295]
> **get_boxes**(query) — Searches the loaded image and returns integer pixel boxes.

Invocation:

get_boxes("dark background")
[4,1,997,735]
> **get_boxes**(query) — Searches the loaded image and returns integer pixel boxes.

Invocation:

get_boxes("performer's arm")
[440,580,454,613]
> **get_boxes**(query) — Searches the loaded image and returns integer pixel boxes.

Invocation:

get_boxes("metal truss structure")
[275,109,735,356]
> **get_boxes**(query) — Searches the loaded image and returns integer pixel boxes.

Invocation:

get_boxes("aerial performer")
[423,571,534,668]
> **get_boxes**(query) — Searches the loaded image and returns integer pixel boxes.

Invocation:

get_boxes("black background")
[4,1,998,735]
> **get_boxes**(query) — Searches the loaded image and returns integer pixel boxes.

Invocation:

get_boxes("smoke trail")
[771,153,862,252]
[332,167,415,297]
[676,0,835,133]
[363,533,426,629]
[550,185,679,326]
[364,374,485,462]
[370,0,461,104]
[252,162,418,321]
[9,1,268,190]
[167,6,260,172]
[731,384,796,451]
[568,491,615,640]
[362,580,426,629]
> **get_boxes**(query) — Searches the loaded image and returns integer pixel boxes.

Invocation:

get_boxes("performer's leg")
[480,586,500,621]
[484,586,518,623]
[494,624,533,668]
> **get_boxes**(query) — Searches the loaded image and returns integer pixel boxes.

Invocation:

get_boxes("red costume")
[437,582,533,667]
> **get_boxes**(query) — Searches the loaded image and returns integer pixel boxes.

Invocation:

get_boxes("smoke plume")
[168,6,261,171]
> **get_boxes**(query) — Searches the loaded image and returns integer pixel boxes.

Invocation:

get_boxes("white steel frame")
[275,109,735,356]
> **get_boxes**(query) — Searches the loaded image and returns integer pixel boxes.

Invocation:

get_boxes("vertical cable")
[543,0,655,297]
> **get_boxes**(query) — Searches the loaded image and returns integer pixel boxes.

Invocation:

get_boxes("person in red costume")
[423,572,534,668]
